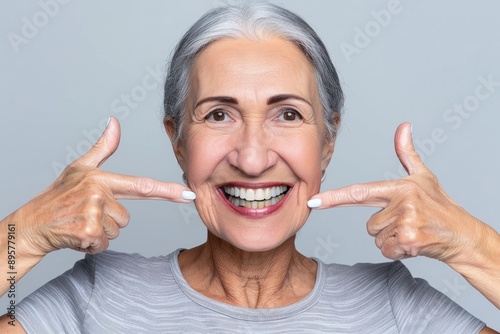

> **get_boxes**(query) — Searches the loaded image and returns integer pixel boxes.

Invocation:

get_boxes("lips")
[220,184,291,215]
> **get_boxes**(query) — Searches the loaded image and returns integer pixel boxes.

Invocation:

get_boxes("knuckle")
[62,163,80,176]
[85,205,103,221]
[80,170,104,187]
[346,184,369,203]
[381,243,405,260]
[61,167,105,190]
[366,219,381,237]
[124,209,131,221]
[400,178,419,192]
[86,190,105,204]
[366,225,377,237]
[366,210,386,236]
[395,226,418,246]
[380,244,394,259]
[401,202,418,217]
[86,236,109,254]
[121,210,131,227]
[107,227,120,240]
[83,221,104,239]
[136,177,157,197]
[423,170,439,184]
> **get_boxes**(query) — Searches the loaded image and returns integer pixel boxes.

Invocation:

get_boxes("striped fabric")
[17,249,485,333]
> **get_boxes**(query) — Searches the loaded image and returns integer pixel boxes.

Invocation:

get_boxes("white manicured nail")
[182,190,196,201]
[410,123,413,134]
[307,198,322,208]
[106,116,111,127]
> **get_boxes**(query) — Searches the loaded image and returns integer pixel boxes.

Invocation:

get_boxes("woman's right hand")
[8,116,195,259]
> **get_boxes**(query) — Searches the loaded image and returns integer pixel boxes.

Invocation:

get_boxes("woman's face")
[169,37,334,252]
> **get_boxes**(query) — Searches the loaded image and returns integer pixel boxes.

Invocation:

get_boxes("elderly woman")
[1,2,499,333]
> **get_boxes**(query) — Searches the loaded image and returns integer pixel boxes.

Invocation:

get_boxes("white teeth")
[224,185,288,201]
[264,188,271,200]
[226,194,285,209]
[255,189,264,201]
[223,184,290,209]
[246,189,255,201]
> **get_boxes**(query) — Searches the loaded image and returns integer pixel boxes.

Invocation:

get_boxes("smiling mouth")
[222,185,290,209]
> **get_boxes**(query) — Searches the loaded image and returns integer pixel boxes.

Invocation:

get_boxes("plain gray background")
[1,0,499,329]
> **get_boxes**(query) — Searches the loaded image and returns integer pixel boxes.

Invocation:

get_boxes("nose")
[227,124,278,177]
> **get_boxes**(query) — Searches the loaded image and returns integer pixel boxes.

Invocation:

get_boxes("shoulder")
[319,260,484,331]
[312,260,405,329]
[321,259,397,284]
[318,260,401,309]
[84,249,176,282]
[321,259,418,283]
[16,250,183,333]
[320,259,445,304]
[87,249,173,268]
[320,260,485,332]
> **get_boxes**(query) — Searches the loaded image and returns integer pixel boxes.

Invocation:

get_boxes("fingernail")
[410,123,413,134]
[307,198,322,208]
[106,116,111,127]
[182,190,196,201]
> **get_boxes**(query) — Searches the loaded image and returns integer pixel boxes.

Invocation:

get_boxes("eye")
[278,109,303,122]
[205,109,228,122]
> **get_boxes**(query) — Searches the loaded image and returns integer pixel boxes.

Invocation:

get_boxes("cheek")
[275,132,323,184]
[183,131,231,183]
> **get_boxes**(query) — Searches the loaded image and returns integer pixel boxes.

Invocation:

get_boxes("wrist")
[446,218,500,276]
[4,209,47,265]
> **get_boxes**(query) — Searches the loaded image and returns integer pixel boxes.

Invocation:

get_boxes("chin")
[217,228,297,253]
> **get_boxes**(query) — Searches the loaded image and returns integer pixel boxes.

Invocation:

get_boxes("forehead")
[189,37,318,103]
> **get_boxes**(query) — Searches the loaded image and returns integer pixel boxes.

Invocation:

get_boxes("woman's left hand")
[308,122,500,307]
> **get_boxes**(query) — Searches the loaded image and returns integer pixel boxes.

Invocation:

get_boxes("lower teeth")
[228,194,284,208]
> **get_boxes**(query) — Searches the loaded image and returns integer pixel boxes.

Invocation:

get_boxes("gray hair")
[164,1,344,141]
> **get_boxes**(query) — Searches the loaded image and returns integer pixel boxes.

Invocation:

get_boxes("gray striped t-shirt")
[17,249,485,333]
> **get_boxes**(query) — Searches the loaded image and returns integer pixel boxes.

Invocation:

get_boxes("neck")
[178,232,317,308]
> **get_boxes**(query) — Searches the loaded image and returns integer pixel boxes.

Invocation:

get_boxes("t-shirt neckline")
[169,248,326,321]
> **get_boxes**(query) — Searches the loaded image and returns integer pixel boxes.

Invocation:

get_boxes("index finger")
[98,171,196,203]
[307,181,399,209]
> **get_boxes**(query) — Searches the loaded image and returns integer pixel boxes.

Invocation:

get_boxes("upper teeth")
[223,185,289,201]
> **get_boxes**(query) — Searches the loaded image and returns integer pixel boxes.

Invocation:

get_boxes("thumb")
[75,116,121,167]
[394,122,427,175]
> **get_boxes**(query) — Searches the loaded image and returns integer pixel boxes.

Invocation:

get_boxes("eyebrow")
[267,94,312,107]
[195,96,238,109]
[194,94,312,109]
